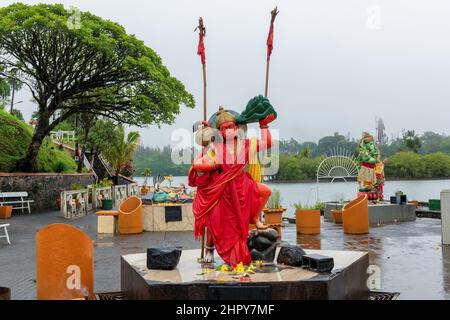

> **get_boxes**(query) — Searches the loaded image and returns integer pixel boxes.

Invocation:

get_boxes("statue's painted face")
[220,121,238,139]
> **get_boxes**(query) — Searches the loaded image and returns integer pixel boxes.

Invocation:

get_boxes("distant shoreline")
[133,175,450,183]
[268,176,450,183]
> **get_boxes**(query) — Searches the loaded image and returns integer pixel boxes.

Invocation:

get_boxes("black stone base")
[121,250,369,300]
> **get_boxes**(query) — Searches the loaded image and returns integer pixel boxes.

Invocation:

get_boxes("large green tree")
[0,3,194,171]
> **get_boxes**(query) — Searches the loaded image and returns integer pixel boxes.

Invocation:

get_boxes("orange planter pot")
[296,209,321,234]
[118,196,143,234]
[331,209,343,224]
[342,195,369,235]
[0,206,13,219]
[409,200,419,208]
[140,187,150,195]
[263,208,286,225]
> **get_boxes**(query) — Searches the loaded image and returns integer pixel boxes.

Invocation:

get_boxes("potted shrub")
[141,168,152,195]
[331,209,343,224]
[294,201,322,235]
[263,189,286,225]
[0,206,13,219]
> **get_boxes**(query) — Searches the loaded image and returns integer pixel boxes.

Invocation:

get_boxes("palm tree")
[103,124,140,184]
[300,147,311,158]
[402,130,421,153]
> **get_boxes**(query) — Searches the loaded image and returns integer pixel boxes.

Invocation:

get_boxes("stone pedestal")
[97,215,118,234]
[121,249,369,300]
[324,202,416,225]
[441,190,450,245]
[142,204,194,232]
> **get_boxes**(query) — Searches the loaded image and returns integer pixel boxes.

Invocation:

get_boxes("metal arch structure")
[315,147,359,200]
[317,147,359,183]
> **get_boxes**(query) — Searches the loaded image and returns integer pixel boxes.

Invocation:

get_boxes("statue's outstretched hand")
[259,113,275,128]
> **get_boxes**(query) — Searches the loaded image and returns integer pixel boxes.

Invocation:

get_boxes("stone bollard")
[441,190,450,245]
[0,287,11,300]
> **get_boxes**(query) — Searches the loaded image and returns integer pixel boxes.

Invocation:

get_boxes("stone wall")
[0,173,96,210]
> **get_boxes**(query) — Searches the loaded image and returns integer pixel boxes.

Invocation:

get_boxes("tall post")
[202,63,207,121]
[264,60,270,97]
[195,17,207,260]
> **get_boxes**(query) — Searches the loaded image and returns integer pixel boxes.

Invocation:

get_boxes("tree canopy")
[0,3,194,171]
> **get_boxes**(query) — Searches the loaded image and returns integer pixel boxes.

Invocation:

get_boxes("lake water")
[134,176,450,218]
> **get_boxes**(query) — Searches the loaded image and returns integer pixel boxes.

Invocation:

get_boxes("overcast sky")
[4,0,450,147]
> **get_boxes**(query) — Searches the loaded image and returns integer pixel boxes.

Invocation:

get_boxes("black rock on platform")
[147,247,182,270]
[302,254,334,273]
[247,228,278,262]
[277,244,306,266]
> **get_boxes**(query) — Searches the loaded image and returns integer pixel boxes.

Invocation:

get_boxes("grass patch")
[0,109,77,173]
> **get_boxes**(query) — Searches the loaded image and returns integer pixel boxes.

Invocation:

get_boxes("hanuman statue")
[188,96,276,266]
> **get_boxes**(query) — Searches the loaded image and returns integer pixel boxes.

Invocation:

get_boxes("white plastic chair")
[0,224,11,245]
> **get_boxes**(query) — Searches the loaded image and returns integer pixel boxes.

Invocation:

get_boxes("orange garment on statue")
[188,139,260,266]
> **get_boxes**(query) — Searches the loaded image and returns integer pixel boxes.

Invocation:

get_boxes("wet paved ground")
[1,210,449,300]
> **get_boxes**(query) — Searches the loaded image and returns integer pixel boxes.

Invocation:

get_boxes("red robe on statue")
[188,139,260,266]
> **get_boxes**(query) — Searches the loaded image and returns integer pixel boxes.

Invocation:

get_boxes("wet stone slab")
[1,209,450,300]
[121,249,369,300]
[324,203,416,225]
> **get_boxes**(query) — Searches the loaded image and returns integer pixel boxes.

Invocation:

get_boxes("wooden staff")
[195,17,207,121]
[264,60,270,98]
[202,64,207,121]
[195,17,207,260]
[265,7,279,97]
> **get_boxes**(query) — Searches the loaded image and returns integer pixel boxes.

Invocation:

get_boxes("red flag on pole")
[197,33,206,65]
[266,22,274,61]
[266,7,278,62]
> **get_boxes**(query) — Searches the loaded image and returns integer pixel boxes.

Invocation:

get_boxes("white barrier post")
[441,190,450,245]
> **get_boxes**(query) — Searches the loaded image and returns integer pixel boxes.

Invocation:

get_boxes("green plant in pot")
[294,201,322,234]
[263,189,286,225]
[141,168,152,195]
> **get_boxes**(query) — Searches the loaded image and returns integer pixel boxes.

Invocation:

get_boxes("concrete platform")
[2,209,449,300]
[121,249,369,300]
[142,203,194,232]
[324,202,416,226]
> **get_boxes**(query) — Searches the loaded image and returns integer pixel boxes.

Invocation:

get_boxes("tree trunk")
[77,148,85,173]
[9,84,15,113]
[15,115,50,172]
[77,125,90,173]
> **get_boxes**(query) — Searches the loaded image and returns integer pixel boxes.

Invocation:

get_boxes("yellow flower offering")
[203,267,213,274]
[246,264,255,274]
[232,262,245,274]
[220,265,229,272]
[255,260,263,267]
